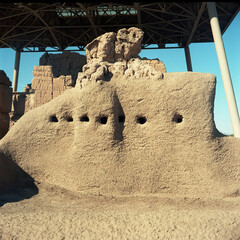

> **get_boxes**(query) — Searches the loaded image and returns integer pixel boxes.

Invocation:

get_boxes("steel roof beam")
[172,2,196,17]
[147,26,176,43]
[1,13,32,39]
[0,39,15,49]
[0,12,31,21]
[68,28,92,46]
[187,2,206,46]
[2,28,44,39]
[21,5,63,50]
[76,3,98,38]
[142,8,189,34]
[20,29,48,51]
[0,3,238,49]
[134,3,141,29]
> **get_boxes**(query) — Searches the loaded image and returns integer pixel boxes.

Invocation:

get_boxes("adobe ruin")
[0,27,239,239]
[10,51,86,126]
[1,26,239,196]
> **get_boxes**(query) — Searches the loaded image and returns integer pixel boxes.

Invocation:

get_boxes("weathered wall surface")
[141,58,167,73]
[12,52,86,117]
[0,70,12,139]
[1,27,239,199]
[23,66,74,112]
[13,37,166,121]
[31,65,53,109]
[40,51,86,84]
[1,27,240,240]
[1,70,240,198]
[10,93,26,128]
[52,75,74,99]
[76,27,166,89]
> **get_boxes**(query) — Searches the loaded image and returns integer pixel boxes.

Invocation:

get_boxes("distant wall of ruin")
[22,51,86,113]
[40,51,86,85]
[24,66,74,112]
[11,65,76,128]
[0,71,12,139]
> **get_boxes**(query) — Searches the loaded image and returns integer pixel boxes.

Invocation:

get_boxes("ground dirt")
[1,184,240,240]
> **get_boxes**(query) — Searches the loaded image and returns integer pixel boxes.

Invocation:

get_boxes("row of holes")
[50,115,144,124]
[50,114,183,124]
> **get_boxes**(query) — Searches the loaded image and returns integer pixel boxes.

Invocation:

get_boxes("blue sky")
[0,12,239,135]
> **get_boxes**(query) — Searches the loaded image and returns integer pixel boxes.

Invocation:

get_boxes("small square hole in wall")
[67,116,73,122]
[50,115,58,122]
[137,116,147,124]
[172,113,183,123]
[80,115,89,122]
[99,116,108,124]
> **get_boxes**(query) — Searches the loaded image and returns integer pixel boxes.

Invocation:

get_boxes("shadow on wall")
[10,93,27,126]
[0,151,38,207]
[40,51,87,84]
[0,70,12,139]
[0,182,38,207]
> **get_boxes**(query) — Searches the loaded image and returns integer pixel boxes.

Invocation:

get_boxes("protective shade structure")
[0,2,239,52]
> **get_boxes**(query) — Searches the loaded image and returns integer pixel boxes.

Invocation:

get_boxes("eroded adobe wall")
[30,65,53,109]
[1,28,239,199]
[40,51,86,84]
[23,66,74,113]
[141,58,167,73]
[0,70,12,139]
[12,52,86,117]
[14,37,166,119]
[26,52,86,110]
[2,69,239,198]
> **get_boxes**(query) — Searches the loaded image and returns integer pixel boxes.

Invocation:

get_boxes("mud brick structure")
[11,52,86,117]
[1,27,239,197]
[1,28,240,239]
[23,66,74,112]
[39,51,86,84]
[141,58,167,73]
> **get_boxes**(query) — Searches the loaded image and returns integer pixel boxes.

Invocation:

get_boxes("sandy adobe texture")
[0,187,240,239]
[0,27,240,239]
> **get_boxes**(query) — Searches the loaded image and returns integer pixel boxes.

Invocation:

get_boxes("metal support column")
[184,45,193,71]
[207,2,240,137]
[12,50,21,92]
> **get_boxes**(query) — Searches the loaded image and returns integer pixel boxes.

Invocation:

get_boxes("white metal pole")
[184,45,193,71]
[207,2,240,137]
[12,50,21,92]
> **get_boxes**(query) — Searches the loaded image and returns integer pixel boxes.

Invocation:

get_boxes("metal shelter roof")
[0,2,239,52]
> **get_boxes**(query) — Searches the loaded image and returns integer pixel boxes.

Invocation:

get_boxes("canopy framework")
[0,2,239,52]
